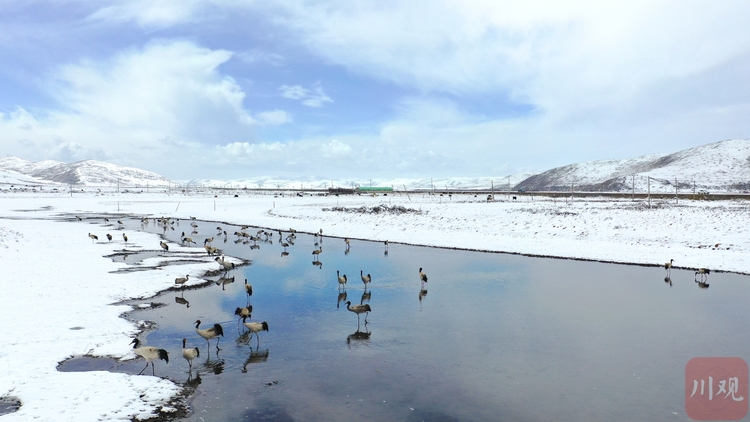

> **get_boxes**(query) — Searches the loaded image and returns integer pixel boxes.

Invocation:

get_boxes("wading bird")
[88,233,98,242]
[664,259,674,276]
[130,338,169,376]
[337,270,348,290]
[160,241,169,252]
[346,301,371,324]
[360,270,371,289]
[419,267,428,286]
[182,338,200,371]
[195,320,224,351]
[122,233,128,242]
[241,317,269,347]
[174,274,189,286]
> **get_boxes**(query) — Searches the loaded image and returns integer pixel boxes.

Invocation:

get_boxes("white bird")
[122,233,128,242]
[88,233,98,242]
[215,255,235,272]
[360,270,371,289]
[130,338,169,376]
[182,338,200,371]
[160,241,169,252]
[337,270,348,290]
[346,301,371,324]
[244,278,253,296]
[242,317,269,347]
[312,247,322,258]
[174,274,189,286]
[195,320,224,350]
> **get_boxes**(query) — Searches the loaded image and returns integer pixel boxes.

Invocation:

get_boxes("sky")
[1,1,749,181]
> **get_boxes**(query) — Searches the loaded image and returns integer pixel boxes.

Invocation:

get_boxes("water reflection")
[418,288,428,303]
[174,295,190,308]
[241,347,270,373]
[347,329,371,345]
[216,275,235,290]
[97,215,750,422]
[337,291,347,309]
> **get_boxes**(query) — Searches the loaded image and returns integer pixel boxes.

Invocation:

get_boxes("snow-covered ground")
[0,190,748,421]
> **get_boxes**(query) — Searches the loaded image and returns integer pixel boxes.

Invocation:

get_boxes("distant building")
[356,186,394,193]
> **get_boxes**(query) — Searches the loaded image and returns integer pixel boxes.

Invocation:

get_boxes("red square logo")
[686,357,748,420]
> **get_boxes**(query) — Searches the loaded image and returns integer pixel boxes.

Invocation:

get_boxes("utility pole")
[693,181,696,200]
[675,178,678,204]
[648,176,651,208]
[632,174,635,201]
[491,180,494,201]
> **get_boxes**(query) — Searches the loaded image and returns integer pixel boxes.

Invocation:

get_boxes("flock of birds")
[664,258,711,288]
[83,215,423,378]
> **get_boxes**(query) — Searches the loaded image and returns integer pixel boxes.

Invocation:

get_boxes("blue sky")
[1,1,750,180]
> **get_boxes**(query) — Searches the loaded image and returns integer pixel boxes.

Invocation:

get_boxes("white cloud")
[256,110,292,126]
[238,49,285,66]
[319,139,352,157]
[279,83,333,107]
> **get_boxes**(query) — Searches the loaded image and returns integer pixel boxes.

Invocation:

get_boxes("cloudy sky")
[1,1,749,180]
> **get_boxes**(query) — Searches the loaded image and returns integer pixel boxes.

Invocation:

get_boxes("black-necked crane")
[244,278,253,297]
[241,317,269,347]
[360,270,371,289]
[695,267,710,282]
[175,274,189,286]
[122,233,128,242]
[235,306,252,329]
[195,320,224,350]
[88,233,98,242]
[182,338,200,371]
[346,301,371,324]
[664,259,674,276]
[312,247,322,258]
[104,217,109,223]
[344,238,350,249]
[76,216,82,221]
[106,233,112,241]
[419,267,428,287]
[204,237,214,246]
[130,338,169,376]
[337,270,348,290]
[215,255,235,272]
[117,220,123,226]
[160,241,169,252]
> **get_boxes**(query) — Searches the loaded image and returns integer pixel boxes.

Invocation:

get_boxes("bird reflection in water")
[419,288,428,303]
[347,329,371,345]
[360,290,371,305]
[241,347,270,373]
[174,295,190,308]
[281,251,289,257]
[186,372,201,388]
[337,291,347,309]
[696,280,710,289]
[216,275,235,291]
[199,355,225,375]
[664,277,672,287]
[312,260,323,269]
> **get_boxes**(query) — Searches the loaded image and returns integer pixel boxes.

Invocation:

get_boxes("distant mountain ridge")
[3,138,748,192]
[0,157,171,187]
[515,139,750,192]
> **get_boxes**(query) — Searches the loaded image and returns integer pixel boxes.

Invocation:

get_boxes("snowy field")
[0,190,748,421]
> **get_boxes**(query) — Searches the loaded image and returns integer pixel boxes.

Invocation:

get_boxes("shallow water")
[69,217,750,421]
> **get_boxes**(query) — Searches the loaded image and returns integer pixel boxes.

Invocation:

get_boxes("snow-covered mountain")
[515,139,750,193]
[3,138,748,193]
[184,174,534,191]
[0,157,171,187]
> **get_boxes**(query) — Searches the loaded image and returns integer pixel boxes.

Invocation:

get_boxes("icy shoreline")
[0,191,748,421]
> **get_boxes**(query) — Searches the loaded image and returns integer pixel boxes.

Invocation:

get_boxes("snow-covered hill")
[3,138,749,193]
[183,174,534,191]
[516,139,750,193]
[0,158,172,187]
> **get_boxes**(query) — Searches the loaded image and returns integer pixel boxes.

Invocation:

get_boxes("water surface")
[74,217,750,421]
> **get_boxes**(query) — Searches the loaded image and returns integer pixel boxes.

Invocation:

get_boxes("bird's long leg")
[151,362,155,376]
[138,361,149,375]
[216,337,221,351]
[365,312,369,323]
